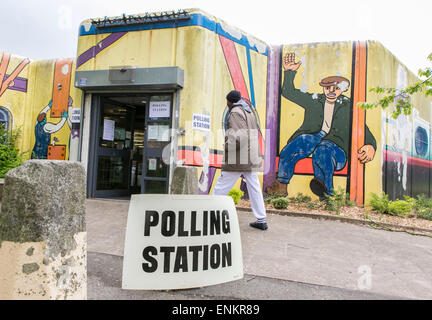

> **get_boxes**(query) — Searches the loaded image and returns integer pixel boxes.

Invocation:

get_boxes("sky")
[0,0,430,76]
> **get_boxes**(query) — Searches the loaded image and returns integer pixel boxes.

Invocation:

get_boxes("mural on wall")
[0,53,29,98]
[30,58,80,160]
[267,51,377,199]
[218,34,266,198]
[381,63,432,200]
[0,52,30,133]
[32,100,68,159]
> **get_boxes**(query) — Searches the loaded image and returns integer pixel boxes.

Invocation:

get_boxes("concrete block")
[0,160,86,300]
[170,166,199,195]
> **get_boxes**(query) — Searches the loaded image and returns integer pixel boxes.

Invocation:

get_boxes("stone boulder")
[0,160,86,299]
[0,160,86,249]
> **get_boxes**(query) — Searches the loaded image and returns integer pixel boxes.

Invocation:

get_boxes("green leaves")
[358,52,432,119]
[228,188,244,205]
[271,197,289,209]
[0,127,24,178]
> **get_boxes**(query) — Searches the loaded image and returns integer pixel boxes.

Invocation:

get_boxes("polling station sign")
[122,195,244,290]
[192,113,211,132]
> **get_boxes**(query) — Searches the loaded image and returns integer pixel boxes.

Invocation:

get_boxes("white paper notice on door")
[148,158,157,171]
[149,101,171,118]
[148,125,159,140]
[158,125,170,142]
[103,118,115,141]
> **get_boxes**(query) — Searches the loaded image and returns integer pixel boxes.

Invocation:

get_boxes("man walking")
[212,90,268,230]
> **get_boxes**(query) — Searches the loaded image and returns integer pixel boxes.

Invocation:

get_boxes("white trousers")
[212,171,267,221]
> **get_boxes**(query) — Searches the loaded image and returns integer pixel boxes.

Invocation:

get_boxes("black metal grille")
[90,10,191,29]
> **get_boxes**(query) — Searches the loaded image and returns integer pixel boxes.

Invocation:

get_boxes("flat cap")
[319,76,350,88]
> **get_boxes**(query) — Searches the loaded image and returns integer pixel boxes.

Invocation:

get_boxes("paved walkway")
[86,199,432,300]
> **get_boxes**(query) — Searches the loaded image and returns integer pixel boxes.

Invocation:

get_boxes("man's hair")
[37,113,46,123]
[226,90,242,103]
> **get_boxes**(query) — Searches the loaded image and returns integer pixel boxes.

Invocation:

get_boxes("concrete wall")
[275,41,380,205]
[76,9,270,195]
[273,41,432,204]
[368,41,432,200]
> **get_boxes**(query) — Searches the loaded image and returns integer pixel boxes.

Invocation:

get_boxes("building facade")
[1,9,431,204]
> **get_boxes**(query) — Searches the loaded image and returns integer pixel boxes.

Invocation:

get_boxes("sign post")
[122,194,244,290]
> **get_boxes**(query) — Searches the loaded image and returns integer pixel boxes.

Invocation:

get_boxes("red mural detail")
[48,145,67,160]
[385,150,432,168]
[0,53,30,97]
[277,158,348,176]
[178,150,223,168]
[350,41,368,205]
[219,35,265,156]
[218,35,250,99]
[51,59,74,118]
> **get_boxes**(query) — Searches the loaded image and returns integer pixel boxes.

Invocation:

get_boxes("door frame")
[141,94,174,194]
[88,95,135,198]
[87,92,176,198]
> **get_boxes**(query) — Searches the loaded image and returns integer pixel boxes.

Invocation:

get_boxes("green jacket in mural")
[281,70,376,156]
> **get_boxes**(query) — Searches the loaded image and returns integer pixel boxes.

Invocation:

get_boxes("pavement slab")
[88,252,403,300]
[87,199,432,300]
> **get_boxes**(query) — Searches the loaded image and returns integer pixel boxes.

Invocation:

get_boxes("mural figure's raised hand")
[283,53,302,71]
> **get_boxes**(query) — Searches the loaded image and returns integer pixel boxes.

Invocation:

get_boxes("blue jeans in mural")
[277,130,346,194]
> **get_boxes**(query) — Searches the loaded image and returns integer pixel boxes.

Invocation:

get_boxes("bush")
[306,200,319,210]
[271,198,289,209]
[0,127,23,178]
[264,192,287,204]
[388,200,411,216]
[228,188,244,205]
[369,192,390,214]
[323,187,349,214]
[369,192,412,217]
[413,194,432,221]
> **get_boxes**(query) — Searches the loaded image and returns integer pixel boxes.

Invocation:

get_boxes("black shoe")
[310,178,326,198]
[249,221,268,230]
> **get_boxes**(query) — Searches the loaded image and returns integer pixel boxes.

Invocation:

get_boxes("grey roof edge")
[74,66,184,91]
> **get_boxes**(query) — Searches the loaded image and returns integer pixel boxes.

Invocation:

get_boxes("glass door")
[142,94,173,194]
[94,97,134,198]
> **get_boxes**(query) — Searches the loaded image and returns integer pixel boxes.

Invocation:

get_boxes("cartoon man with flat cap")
[267,52,376,198]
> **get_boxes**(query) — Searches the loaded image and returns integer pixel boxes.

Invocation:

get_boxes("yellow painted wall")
[0,53,31,153]
[367,41,432,201]
[76,12,268,152]
[76,9,269,194]
[0,52,82,161]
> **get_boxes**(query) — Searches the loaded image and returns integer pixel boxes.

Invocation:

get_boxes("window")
[0,107,10,130]
[415,126,428,157]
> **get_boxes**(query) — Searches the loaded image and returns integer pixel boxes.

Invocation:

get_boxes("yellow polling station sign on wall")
[122,194,244,290]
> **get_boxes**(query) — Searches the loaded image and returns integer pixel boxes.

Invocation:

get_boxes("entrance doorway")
[88,93,173,198]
